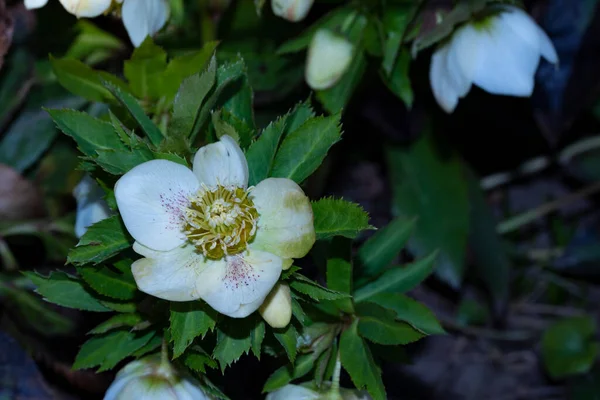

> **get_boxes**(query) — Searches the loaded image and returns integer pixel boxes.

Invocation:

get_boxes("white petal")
[249,178,315,259]
[122,0,169,47]
[115,378,179,399]
[59,0,112,17]
[265,385,320,400]
[131,242,209,301]
[305,29,354,90]
[24,0,48,9]
[173,380,210,400]
[471,16,540,96]
[195,249,283,318]
[446,24,481,97]
[271,0,314,22]
[429,44,460,113]
[192,135,249,190]
[115,159,199,252]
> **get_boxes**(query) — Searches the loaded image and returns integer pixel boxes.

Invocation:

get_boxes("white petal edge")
[115,159,199,252]
[446,24,482,98]
[24,0,48,9]
[58,0,112,17]
[265,384,320,400]
[195,248,283,318]
[271,0,314,22]
[249,178,315,259]
[131,242,209,301]
[192,135,249,190]
[429,44,460,113]
[122,0,170,47]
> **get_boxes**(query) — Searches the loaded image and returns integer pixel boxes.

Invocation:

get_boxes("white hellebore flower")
[114,135,315,318]
[429,5,559,113]
[119,0,169,47]
[266,383,372,400]
[104,354,210,400]
[24,0,112,17]
[73,175,111,238]
[305,29,354,90]
[271,0,314,22]
[259,282,292,328]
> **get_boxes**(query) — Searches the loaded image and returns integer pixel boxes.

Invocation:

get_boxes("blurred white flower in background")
[104,354,210,400]
[305,29,354,90]
[271,0,314,22]
[429,4,559,113]
[72,175,111,238]
[24,0,169,48]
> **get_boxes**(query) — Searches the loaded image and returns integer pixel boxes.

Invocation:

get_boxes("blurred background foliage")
[2,0,600,398]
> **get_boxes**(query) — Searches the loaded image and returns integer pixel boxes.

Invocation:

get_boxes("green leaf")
[271,113,342,184]
[215,56,255,134]
[246,115,288,186]
[78,264,137,300]
[23,271,110,312]
[354,251,438,303]
[168,55,217,140]
[356,216,415,281]
[312,198,373,240]
[366,293,444,335]
[273,323,298,362]
[251,320,266,359]
[316,52,366,114]
[289,273,350,301]
[132,333,162,357]
[213,319,256,371]
[542,316,599,379]
[182,347,218,373]
[47,109,126,157]
[262,353,316,392]
[356,302,424,345]
[102,81,164,147]
[73,329,155,371]
[100,299,137,313]
[68,216,132,266]
[340,320,386,400]
[88,313,144,334]
[124,38,168,100]
[50,56,125,103]
[380,48,413,108]
[65,20,124,65]
[170,302,217,358]
[326,237,354,313]
[95,147,155,174]
[387,131,469,288]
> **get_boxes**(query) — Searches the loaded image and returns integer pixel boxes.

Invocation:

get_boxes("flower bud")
[266,383,372,400]
[103,355,210,400]
[305,29,354,90]
[58,0,113,18]
[271,0,314,22]
[73,175,111,238]
[259,282,292,328]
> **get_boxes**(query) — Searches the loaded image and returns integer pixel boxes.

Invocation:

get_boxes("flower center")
[182,185,258,259]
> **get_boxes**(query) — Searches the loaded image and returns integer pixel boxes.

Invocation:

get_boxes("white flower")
[305,29,354,90]
[429,5,559,113]
[104,354,210,400]
[259,282,292,328]
[266,383,371,400]
[24,0,112,17]
[271,0,314,22]
[73,175,111,238]
[114,135,315,318]
[121,0,169,47]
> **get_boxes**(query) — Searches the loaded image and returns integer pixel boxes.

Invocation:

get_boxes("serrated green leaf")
[215,56,255,134]
[356,302,424,345]
[78,264,137,300]
[262,353,316,392]
[168,56,216,140]
[73,329,154,371]
[47,109,126,157]
[68,216,132,266]
[182,347,218,373]
[170,302,217,358]
[356,216,416,281]
[246,116,288,186]
[312,198,373,240]
[289,273,350,301]
[213,318,256,371]
[340,320,386,400]
[88,313,144,334]
[102,81,164,147]
[23,271,110,312]
[271,113,342,184]
[291,298,307,324]
[326,237,354,313]
[273,323,298,362]
[354,251,438,303]
[251,320,266,359]
[381,47,413,108]
[124,39,168,100]
[95,147,155,174]
[366,293,445,335]
[99,299,137,313]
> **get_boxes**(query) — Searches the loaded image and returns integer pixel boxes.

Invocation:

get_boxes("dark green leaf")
[262,353,316,392]
[213,319,256,371]
[78,264,137,300]
[170,302,217,358]
[124,39,168,100]
[215,56,255,135]
[273,323,298,362]
[354,251,438,303]
[380,48,413,108]
[95,147,155,174]
[356,302,424,345]
[312,197,373,240]
[88,313,144,334]
[316,52,366,114]
[23,271,110,312]
[289,273,350,301]
[68,216,132,266]
[251,320,266,359]
[246,115,287,186]
[182,347,218,373]
[326,237,354,313]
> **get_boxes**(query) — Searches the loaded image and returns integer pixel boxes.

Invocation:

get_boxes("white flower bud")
[266,383,372,400]
[305,29,354,90]
[58,0,113,18]
[121,0,170,47]
[259,282,292,328]
[24,0,49,9]
[73,175,111,238]
[271,0,314,22]
[103,355,210,400]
